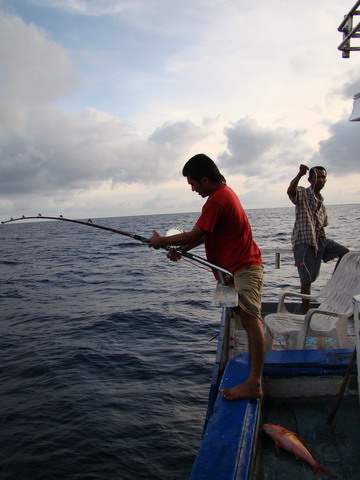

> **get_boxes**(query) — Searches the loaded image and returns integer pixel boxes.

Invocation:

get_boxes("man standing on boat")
[287,164,349,313]
[147,154,265,401]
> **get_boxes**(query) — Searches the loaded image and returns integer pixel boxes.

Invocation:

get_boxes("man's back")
[196,184,261,273]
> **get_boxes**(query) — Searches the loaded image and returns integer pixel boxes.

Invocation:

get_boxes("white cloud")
[316,119,360,173]
[0,12,80,104]
[26,0,140,16]
[218,117,312,177]
[0,104,211,194]
[0,12,211,200]
[0,1,359,220]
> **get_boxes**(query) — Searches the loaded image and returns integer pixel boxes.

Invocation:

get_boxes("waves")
[0,303,214,479]
[1,205,359,479]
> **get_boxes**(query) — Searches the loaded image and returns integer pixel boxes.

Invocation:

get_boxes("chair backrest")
[318,252,360,315]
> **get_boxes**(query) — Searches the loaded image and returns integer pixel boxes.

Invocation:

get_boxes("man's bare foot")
[220,380,263,401]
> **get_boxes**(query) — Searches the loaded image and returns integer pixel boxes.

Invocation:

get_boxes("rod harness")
[2,214,233,283]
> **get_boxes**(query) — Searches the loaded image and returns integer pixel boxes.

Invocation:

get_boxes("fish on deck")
[263,423,336,478]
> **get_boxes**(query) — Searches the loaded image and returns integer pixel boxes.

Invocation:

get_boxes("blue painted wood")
[203,308,228,427]
[190,349,356,480]
[190,354,259,480]
[263,349,356,377]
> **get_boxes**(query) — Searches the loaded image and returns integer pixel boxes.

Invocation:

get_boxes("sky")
[0,0,360,222]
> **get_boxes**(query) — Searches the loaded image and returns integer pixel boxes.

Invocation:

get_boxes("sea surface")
[1,204,359,480]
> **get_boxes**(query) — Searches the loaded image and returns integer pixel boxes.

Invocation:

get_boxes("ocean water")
[1,204,359,480]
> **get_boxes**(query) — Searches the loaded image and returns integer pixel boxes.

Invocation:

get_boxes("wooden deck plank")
[255,395,360,479]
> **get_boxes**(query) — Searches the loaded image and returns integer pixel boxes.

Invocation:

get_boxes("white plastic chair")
[264,251,360,350]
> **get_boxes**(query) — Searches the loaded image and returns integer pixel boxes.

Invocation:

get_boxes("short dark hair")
[309,166,327,178]
[182,154,226,184]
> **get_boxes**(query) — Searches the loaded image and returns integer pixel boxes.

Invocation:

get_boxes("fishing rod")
[1,214,233,282]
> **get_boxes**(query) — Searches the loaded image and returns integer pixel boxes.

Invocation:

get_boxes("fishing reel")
[165,228,184,248]
[165,227,183,237]
[165,228,184,259]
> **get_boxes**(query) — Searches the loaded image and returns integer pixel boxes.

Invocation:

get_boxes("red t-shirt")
[195,184,262,275]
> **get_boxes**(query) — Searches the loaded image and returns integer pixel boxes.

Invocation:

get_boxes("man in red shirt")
[147,154,265,401]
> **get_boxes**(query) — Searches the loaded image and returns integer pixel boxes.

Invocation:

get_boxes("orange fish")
[263,424,336,478]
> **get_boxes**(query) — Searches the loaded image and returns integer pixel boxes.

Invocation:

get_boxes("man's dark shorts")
[294,237,348,285]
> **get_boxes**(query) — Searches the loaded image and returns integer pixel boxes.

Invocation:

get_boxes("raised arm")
[287,164,309,197]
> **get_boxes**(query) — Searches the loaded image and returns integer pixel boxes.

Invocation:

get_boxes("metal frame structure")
[338,0,360,58]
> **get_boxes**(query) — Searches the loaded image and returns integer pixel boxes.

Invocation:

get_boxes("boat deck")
[190,350,359,480]
[254,393,360,479]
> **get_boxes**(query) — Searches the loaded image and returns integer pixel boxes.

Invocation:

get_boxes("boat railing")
[338,0,360,58]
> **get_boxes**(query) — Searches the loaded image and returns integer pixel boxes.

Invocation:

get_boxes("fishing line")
[181,257,213,273]
[302,167,326,284]
[302,244,312,285]
[261,317,287,350]
[263,167,327,350]
[1,214,233,281]
[209,333,219,341]
[241,301,287,350]
[303,169,317,281]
